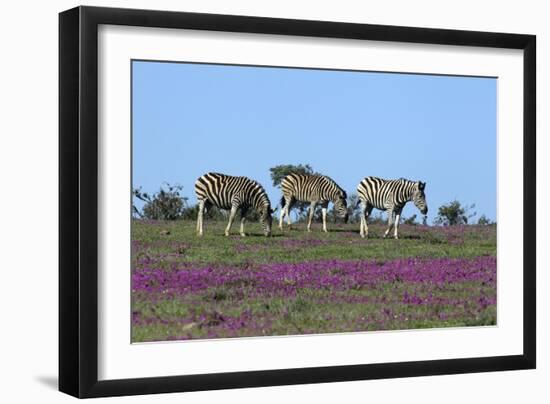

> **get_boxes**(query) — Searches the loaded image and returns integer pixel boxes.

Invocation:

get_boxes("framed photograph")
[59,6,536,398]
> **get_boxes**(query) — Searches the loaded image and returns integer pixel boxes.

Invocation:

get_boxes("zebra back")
[195,172,271,212]
[357,176,422,210]
[281,173,347,203]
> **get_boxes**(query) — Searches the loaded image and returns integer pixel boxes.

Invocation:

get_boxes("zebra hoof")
[360,234,365,239]
[224,232,230,237]
[240,233,246,237]
[394,236,399,240]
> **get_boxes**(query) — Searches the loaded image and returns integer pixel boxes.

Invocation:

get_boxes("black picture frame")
[59,5,536,398]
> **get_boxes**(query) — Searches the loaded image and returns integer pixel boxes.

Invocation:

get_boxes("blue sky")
[132,60,496,223]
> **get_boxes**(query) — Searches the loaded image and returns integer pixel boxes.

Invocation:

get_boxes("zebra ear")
[419,181,426,190]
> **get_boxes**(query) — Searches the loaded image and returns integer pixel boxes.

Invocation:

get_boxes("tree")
[269,163,318,221]
[133,183,188,220]
[434,200,476,226]
[269,163,316,187]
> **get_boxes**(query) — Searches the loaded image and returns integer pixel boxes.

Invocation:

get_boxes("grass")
[131,219,496,342]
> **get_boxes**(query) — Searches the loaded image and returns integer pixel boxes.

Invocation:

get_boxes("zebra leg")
[286,202,292,226]
[196,202,201,233]
[320,201,329,232]
[365,207,372,237]
[240,217,246,237]
[279,197,292,230]
[362,204,373,238]
[197,200,205,236]
[321,208,328,232]
[240,207,248,237]
[307,201,317,232]
[383,209,394,238]
[394,210,402,239]
[359,202,366,238]
[286,197,293,227]
[279,198,287,230]
[225,205,238,236]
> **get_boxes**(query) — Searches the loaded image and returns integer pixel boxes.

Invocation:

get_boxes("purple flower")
[132,256,496,296]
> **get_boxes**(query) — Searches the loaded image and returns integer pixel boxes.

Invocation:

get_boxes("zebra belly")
[208,199,232,210]
[197,193,232,210]
[294,191,324,203]
[360,197,389,211]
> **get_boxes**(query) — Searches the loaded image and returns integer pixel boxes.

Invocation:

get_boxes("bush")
[325,193,362,223]
[133,183,187,220]
[180,204,227,221]
[346,193,362,223]
[477,214,494,225]
[434,200,476,226]
[403,214,418,225]
[368,211,386,225]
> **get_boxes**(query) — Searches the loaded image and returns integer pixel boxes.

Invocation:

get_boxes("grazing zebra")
[279,173,348,232]
[357,176,428,239]
[195,172,276,237]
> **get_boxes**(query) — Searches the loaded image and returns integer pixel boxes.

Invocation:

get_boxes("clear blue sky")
[132,60,496,223]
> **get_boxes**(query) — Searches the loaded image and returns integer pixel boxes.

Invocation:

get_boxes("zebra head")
[334,192,349,223]
[259,205,277,237]
[412,181,428,215]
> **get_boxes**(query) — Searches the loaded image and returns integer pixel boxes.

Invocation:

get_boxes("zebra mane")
[398,177,416,185]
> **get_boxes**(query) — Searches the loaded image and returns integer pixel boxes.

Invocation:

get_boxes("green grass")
[132,220,496,267]
[131,219,496,342]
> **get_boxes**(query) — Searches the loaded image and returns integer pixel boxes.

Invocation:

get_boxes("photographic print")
[131,60,497,343]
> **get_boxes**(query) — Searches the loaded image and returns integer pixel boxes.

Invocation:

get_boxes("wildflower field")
[132,220,496,342]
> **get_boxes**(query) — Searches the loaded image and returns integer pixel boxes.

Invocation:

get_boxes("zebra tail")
[280,196,286,209]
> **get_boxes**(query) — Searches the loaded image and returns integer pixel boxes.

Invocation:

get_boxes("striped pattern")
[357,176,428,239]
[279,173,348,232]
[195,172,274,237]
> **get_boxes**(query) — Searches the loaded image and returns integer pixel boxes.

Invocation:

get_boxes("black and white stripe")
[357,176,428,239]
[279,173,348,232]
[195,172,275,237]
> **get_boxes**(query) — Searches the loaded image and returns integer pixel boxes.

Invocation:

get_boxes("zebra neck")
[252,194,269,211]
[329,189,344,202]
[403,183,415,202]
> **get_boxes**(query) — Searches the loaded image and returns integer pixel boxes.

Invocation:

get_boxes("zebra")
[357,176,428,239]
[278,173,348,232]
[195,172,276,237]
